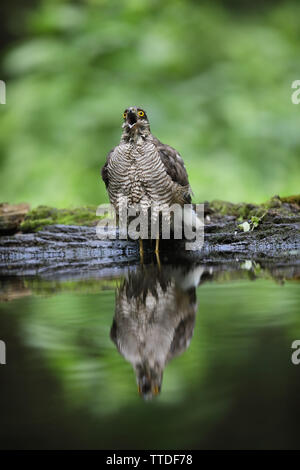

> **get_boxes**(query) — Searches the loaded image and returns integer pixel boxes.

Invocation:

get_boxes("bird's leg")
[155,236,159,254]
[139,238,144,264]
[155,236,161,269]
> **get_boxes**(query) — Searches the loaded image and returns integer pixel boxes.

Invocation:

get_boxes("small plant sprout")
[238,212,267,232]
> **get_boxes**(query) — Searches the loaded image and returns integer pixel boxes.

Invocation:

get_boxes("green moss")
[208,195,299,220]
[280,195,300,206]
[209,199,263,218]
[20,205,100,232]
[18,195,299,233]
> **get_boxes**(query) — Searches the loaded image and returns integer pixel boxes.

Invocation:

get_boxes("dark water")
[0,260,300,449]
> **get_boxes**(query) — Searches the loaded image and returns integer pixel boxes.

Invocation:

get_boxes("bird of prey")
[101,106,197,257]
[110,262,204,399]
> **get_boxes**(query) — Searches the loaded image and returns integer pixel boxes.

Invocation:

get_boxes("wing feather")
[153,137,192,203]
[101,147,115,188]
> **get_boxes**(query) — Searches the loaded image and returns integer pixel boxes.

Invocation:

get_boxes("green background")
[0,0,299,208]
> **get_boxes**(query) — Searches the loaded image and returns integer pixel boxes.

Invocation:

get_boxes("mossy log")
[0,195,299,279]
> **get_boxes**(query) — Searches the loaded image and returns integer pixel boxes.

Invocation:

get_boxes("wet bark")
[0,196,299,279]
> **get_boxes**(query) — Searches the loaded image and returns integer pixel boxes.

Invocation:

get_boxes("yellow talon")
[155,236,161,269]
[139,239,144,264]
[155,236,159,254]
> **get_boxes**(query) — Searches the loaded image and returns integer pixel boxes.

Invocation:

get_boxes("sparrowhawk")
[101,106,196,255]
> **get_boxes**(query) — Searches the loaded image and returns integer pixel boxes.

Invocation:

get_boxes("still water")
[0,260,299,449]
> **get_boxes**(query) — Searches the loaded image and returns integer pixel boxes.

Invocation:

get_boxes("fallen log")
[0,195,299,279]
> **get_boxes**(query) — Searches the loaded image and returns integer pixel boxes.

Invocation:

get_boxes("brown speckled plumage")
[101,106,192,216]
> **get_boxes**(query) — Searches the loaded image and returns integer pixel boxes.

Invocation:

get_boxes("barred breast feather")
[102,134,191,213]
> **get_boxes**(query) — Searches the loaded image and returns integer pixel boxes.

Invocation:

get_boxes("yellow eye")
[123,112,127,119]
[138,110,144,117]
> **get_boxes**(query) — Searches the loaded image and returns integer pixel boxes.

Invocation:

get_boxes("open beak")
[127,109,137,128]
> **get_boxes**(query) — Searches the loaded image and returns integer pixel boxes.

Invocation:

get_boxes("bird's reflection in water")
[110,262,205,399]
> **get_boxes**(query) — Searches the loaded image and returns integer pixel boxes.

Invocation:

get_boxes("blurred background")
[0,0,299,208]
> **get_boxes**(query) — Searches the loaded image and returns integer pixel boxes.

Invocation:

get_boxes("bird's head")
[121,106,150,140]
[136,361,162,400]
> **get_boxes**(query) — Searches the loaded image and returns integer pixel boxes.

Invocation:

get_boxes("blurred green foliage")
[0,0,299,207]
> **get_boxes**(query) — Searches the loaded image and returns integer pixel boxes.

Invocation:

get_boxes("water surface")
[0,260,299,449]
